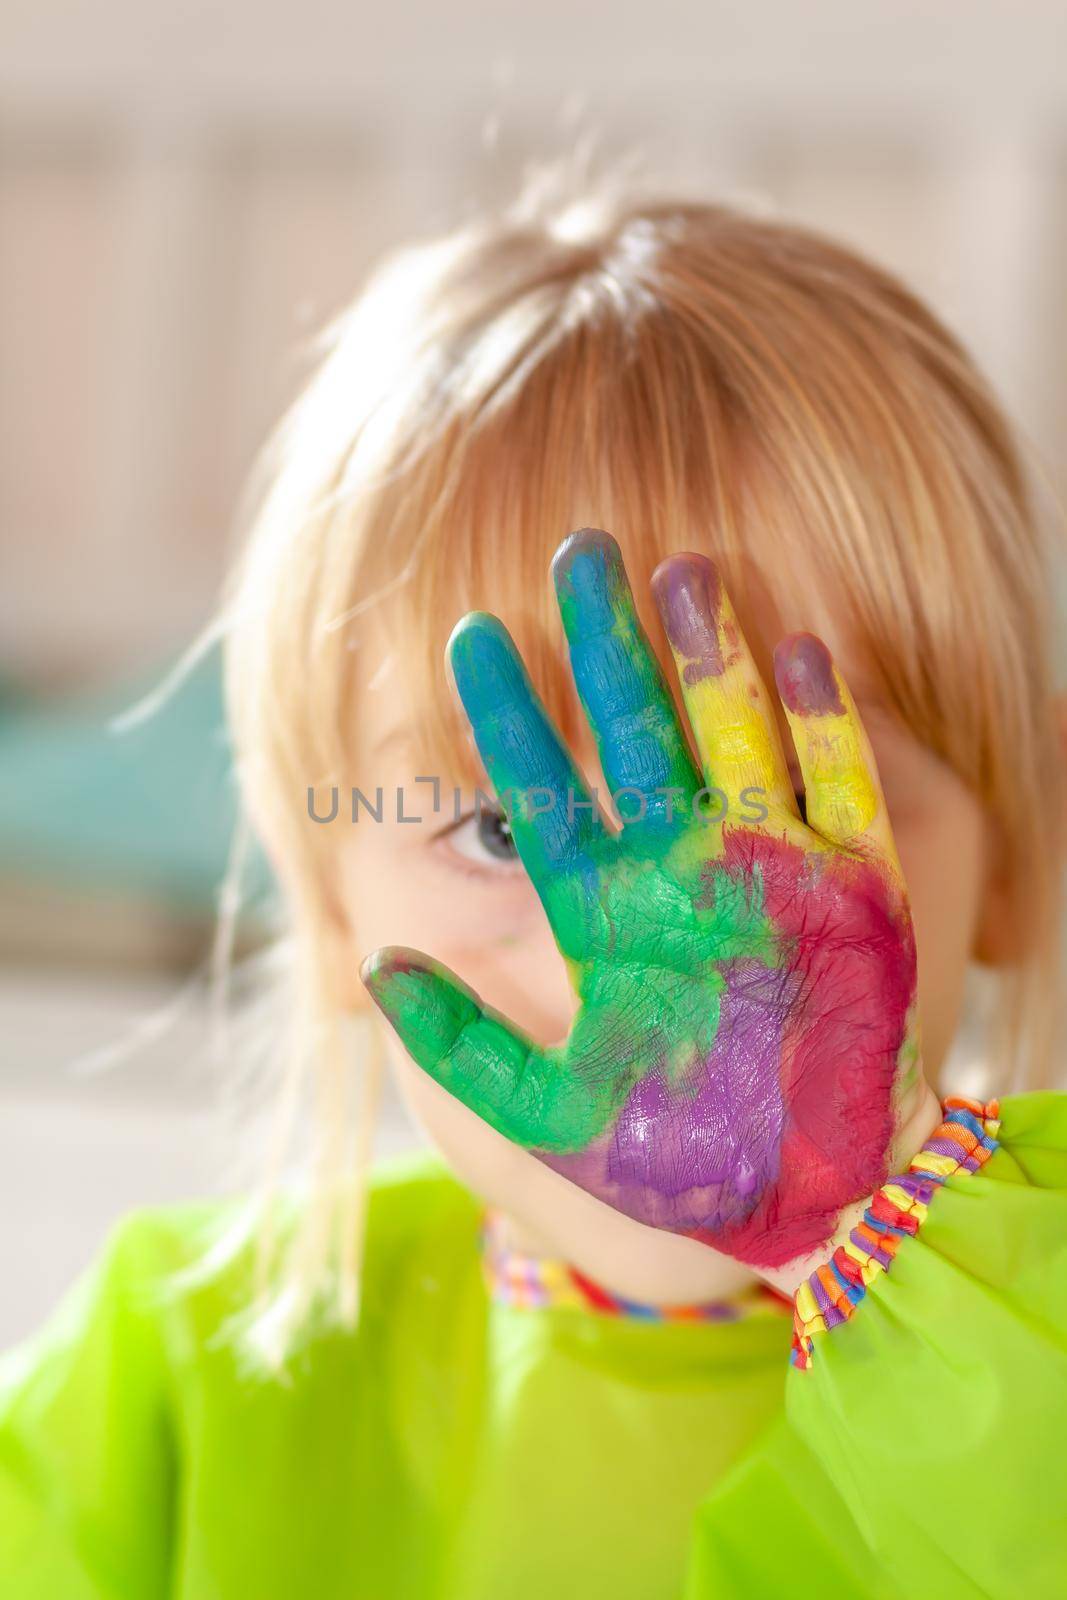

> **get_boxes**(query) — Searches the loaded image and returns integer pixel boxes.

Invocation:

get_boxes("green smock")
[2,1091,1065,1598]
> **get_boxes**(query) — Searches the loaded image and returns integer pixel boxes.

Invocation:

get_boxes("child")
[3,169,1066,1599]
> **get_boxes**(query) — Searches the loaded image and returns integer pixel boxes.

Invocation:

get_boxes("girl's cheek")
[431,890,575,1044]
[342,832,575,1043]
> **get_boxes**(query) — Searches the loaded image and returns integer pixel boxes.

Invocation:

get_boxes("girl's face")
[334,556,993,1302]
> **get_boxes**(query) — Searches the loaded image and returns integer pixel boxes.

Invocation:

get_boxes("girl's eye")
[437,806,521,869]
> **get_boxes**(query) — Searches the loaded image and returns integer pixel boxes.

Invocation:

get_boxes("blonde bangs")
[309,214,1062,881]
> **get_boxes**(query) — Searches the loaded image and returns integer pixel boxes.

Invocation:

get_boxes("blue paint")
[553,529,699,828]
[447,612,603,877]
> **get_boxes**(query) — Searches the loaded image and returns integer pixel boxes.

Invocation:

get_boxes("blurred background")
[2,0,1066,1347]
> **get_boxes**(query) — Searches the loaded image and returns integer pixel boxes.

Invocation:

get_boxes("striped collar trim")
[479,1209,792,1323]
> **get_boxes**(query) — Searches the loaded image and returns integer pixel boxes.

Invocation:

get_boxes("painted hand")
[362,529,924,1270]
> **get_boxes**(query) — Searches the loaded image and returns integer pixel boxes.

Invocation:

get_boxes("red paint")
[697,828,916,1268]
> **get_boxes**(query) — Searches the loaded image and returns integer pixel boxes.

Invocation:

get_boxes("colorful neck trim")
[479,1209,792,1324]
[791,1095,1001,1370]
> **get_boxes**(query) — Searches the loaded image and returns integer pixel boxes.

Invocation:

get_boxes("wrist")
[758,1078,943,1300]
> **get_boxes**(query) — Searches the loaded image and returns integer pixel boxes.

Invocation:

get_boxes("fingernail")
[448,613,521,711]
[773,633,844,716]
[361,946,414,997]
[552,527,629,634]
[651,553,723,684]
[551,527,622,586]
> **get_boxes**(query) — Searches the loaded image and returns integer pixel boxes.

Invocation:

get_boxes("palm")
[364,531,920,1270]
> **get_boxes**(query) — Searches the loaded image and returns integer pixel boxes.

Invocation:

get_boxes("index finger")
[448,611,608,885]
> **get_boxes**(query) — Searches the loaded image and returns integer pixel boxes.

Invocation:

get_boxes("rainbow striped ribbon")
[480,1209,792,1324]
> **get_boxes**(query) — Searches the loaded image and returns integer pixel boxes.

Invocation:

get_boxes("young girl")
[3,169,1066,1599]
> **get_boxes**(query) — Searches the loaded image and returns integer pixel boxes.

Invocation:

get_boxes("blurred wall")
[2,0,1066,691]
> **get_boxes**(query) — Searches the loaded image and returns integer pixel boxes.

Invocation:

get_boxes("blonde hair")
[217,161,1065,1363]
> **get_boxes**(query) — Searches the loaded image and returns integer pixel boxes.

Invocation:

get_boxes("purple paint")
[772,632,844,716]
[541,958,796,1235]
[651,553,725,685]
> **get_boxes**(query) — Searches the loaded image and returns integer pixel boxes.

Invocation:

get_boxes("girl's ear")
[973,691,1067,965]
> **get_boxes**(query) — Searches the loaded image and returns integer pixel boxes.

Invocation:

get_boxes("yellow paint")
[797,718,878,839]
[683,672,785,796]
[665,585,791,802]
